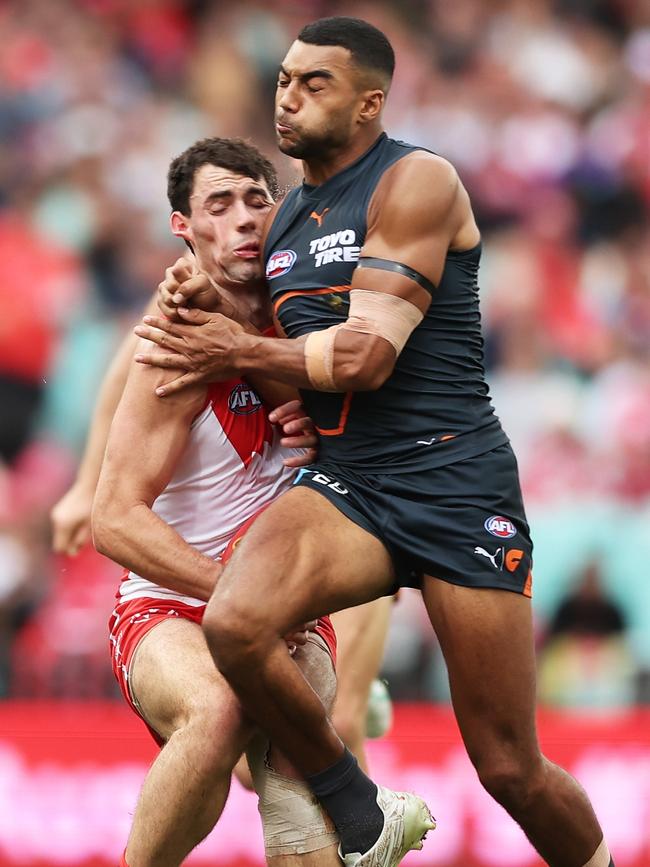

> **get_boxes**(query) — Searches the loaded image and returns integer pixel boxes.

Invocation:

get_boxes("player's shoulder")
[369,150,460,230]
[385,150,459,197]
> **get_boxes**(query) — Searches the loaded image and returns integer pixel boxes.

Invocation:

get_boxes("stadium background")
[0,0,649,864]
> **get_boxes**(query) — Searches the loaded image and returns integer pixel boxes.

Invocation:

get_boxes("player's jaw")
[275,110,352,161]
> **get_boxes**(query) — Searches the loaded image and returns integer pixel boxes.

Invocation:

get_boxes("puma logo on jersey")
[309,208,330,227]
[309,229,360,268]
[474,546,504,570]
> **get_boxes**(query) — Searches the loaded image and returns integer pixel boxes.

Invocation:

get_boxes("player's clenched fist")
[158,257,246,324]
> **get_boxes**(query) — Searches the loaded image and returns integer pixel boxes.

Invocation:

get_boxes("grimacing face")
[171,164,274,288]
[275,41,372,161]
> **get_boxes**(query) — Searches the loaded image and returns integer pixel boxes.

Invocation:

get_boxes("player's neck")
[303,126,384,187]
[222,282,272,331]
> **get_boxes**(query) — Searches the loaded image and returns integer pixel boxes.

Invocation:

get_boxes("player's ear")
[357,89,384,125]
[171,211,193,246]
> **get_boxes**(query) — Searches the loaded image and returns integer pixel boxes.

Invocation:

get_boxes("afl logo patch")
[484,515,517,538]
[266,249,296,280]
[228,383,262,415]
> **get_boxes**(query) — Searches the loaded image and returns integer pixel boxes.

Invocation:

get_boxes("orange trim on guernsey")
[523,567,533,598]
[273,285,350,315]
[316,392,353,437]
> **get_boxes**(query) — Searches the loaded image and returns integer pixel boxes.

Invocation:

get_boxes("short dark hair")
[167,137,279,215]
[297,17,395,84]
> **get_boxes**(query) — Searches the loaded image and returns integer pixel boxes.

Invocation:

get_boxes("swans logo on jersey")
[484,515,517,538]
[266,249,296,280]
[228,383,262,415]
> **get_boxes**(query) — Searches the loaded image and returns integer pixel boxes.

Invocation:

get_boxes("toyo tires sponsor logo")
[266,249,296,280]
[484,515,517,538]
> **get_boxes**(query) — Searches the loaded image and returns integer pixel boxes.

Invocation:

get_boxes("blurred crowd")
[0,0,649,708]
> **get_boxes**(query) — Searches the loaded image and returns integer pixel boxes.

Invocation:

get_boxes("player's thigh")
[331,597,391,713]
[212,486,396,633]
[130,616,247,743]
[422,578,539,767]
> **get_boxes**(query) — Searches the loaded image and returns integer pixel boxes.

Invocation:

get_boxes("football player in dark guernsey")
[134,16,615,867]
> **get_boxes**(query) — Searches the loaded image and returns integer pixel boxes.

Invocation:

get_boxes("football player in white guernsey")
[51,137,391,867]
[90,138,341,867]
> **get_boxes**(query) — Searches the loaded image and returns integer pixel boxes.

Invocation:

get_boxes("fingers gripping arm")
[136,156,471,395]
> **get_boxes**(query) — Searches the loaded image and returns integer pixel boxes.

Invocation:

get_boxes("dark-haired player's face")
[171,164,274,289]
[275,42,368,160]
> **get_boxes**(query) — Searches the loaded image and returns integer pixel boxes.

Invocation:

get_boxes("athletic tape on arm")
[303,290,423,391]
[304,325,341,392]
[342,288,424,354]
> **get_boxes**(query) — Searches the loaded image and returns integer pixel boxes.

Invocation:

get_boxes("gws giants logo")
[484,515,517,538]
[266,249,296,280]
[228,383,262,415]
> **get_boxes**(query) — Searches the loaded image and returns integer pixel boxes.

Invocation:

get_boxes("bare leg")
[253,634,341,867]
[330,598,392,771]
[125,618,250,867]
[126,618,342,867]
[203,487,396,776]
[422,578,605,867]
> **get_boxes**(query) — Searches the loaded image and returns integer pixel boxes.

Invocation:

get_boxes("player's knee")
[475,751,545,812]
[202,602,267,675]
[169,697,241,775]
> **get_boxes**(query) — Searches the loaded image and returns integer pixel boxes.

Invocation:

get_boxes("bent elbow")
[91,499,123,559]
[335,355,394,392]
[332,333,396,392]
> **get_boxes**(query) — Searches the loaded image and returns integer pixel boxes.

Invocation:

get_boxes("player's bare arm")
[92,349,221,601]
[134,154,477,396]
[51,293,159,556]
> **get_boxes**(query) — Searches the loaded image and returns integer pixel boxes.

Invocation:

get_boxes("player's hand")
[50,482,94,555]
[269,400,318,467]
[284,620,318,655]
[134,307,245,394]
[159,257,243,322]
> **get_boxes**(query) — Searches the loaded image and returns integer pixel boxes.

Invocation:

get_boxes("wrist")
[232,331,263,375]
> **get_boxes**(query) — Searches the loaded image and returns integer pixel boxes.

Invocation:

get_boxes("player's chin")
[277,136,305,158]
[229,260,263,283]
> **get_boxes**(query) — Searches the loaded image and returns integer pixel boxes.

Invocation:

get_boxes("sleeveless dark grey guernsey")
[264,133,508,473]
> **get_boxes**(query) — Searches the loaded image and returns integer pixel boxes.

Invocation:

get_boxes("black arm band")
[357,257,436,295]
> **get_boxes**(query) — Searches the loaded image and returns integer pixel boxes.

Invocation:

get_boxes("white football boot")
[340,785,435,867]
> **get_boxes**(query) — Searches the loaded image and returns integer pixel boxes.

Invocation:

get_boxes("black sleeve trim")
[357,257,436,295]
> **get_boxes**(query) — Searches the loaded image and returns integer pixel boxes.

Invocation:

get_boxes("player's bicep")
[353,155,463,312]
[97,348,205,509]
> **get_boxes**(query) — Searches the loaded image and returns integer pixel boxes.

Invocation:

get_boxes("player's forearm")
[232,325,302,407]
[92,502,220,601]
[234,330,394,392]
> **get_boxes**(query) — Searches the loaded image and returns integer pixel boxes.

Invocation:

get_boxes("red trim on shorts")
[108,597,205,745]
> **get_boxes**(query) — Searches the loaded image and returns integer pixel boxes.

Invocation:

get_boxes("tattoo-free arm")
[50,294,159,555]
[91,349,221,601]
[136,155,471,394]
